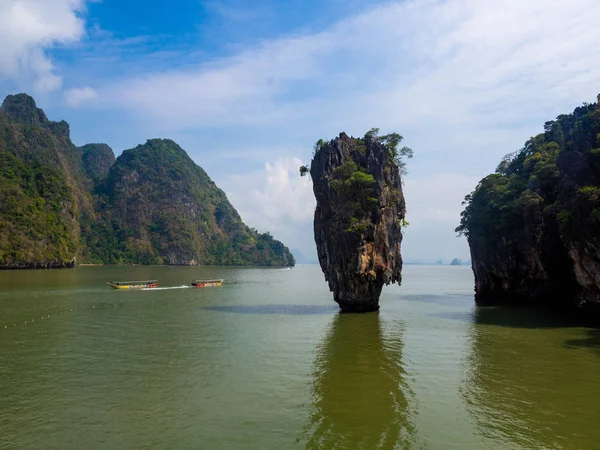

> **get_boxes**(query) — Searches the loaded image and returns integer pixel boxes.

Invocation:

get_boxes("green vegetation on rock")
[457,95,600,307]
[302,129,413,177]
[0,151,77,266]
[456,98,600,243]
[363,128,413,175]
[0,94,294,268]
[90,139,294,266]
[308,131,408,312]
[0,94,87,268]
[328,160,378,233]
[300,129,413,235]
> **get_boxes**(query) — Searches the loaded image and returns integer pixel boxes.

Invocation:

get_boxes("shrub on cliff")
[457,98,600,242]
[301,129,413,178]
[364,128,414,175]
[457,95,600,307]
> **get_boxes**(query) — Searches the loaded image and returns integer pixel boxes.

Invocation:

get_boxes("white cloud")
[92,0,600,134]
[221,156,315,253]
[0,0,86,92]
[65,86,98,106]
[57,0,600,260]
[220,158,478,261]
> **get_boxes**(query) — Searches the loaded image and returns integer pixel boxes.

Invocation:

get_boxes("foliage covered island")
[0,94,294,268]
[457,95,600,309]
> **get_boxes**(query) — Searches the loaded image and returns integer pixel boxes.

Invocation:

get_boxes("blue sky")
[2,0,600,262]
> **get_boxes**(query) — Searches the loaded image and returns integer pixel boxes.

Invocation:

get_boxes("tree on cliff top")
[456,95,600,243]
[364,128,413,175]
[299,128,413,177]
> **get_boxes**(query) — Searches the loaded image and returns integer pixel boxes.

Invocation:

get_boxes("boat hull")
[106,281,158,289]
[191,279,224,288]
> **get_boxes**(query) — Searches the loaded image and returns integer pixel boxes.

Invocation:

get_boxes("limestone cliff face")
[468,203,577,307]
[310,132,405,312]
[458,97,600,311]
[0,94,89,268]
[80,143,116,182]
[0,94,295,268]
[554,124,600,307]
[91,139,296,266]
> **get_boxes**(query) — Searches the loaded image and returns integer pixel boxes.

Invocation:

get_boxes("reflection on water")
[564,329,600,357]
[303,313,415,450]
[462,306,600,449]
[5,265,600,449]
[472,305,588,329]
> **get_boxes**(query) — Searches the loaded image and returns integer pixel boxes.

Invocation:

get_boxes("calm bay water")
[1,264,599,449]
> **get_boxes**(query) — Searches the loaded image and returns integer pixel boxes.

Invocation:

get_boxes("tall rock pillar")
[309,132,406,312]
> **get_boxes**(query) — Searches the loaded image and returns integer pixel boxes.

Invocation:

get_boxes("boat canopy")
[109,280,158,285]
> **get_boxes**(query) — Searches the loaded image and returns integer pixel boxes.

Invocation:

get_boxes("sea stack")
[308,131,407,312]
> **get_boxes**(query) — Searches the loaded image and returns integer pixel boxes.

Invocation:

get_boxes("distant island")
[457,94,600,311]
[404,259,470,265]
[0,94,294,269]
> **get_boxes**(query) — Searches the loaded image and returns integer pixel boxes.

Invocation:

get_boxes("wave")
[142,285,191,291]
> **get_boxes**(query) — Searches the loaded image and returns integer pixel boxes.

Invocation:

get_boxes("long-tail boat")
[191,279,224,288]
[107,280,158,289]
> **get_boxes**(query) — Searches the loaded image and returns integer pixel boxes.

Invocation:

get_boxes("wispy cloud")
[221,157,315,252]
[64,86,99,107]
[0,0,86,92]
[201,0,271,23]
[88,0,597,259]
[8,0,600,259]
[87,0,600,133]
[221,161,479,261]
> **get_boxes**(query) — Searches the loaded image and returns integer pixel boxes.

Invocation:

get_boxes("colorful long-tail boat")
[106,280,158,289]
[191,279,224,288]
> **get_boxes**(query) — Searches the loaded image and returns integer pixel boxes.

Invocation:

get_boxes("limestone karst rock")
[457,95,600,312]
[309,132,406,312]
[0,94,294,268]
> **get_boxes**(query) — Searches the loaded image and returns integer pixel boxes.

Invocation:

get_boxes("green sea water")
[1,265,599,449]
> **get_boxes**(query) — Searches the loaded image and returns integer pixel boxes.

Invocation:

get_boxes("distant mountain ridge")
[0,94,294,268]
